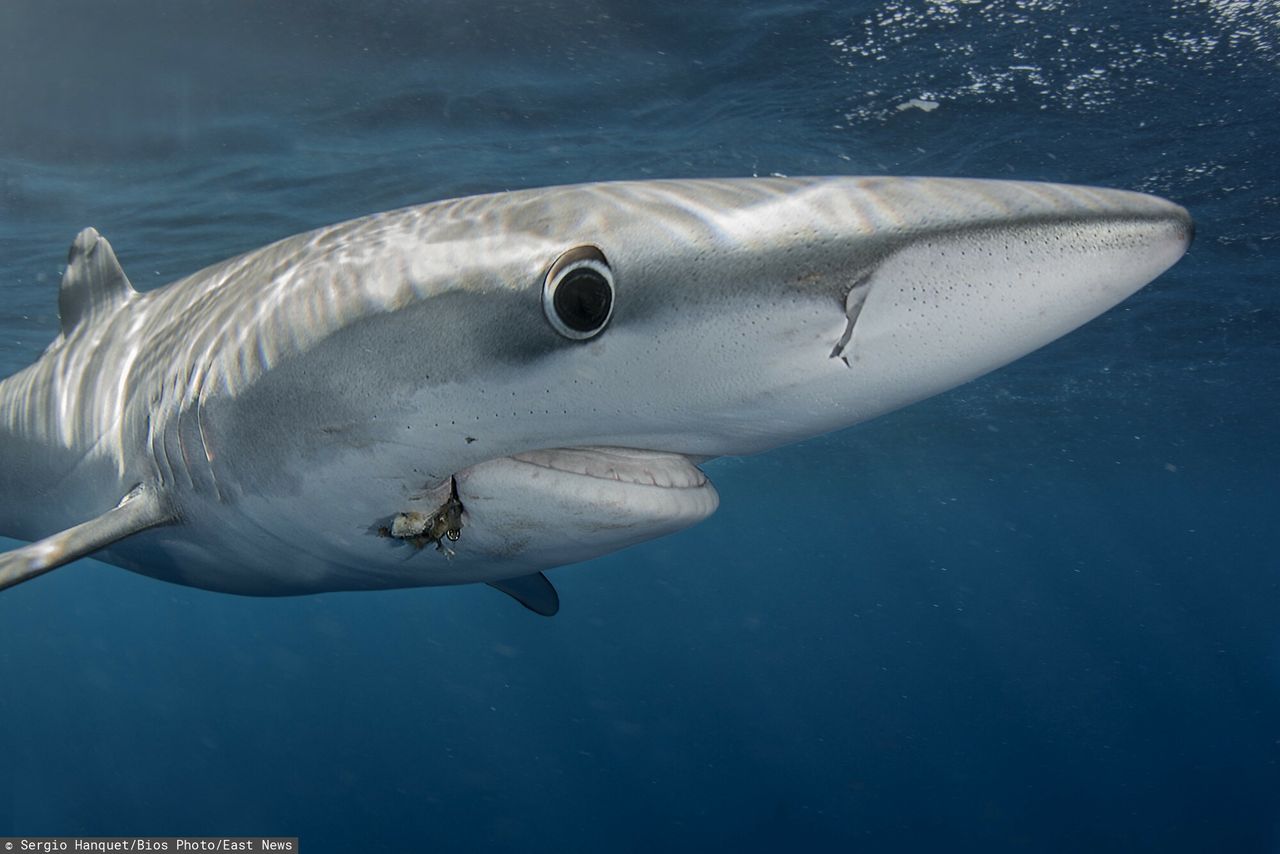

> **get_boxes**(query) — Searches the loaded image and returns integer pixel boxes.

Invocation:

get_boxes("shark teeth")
[508,447,708,489]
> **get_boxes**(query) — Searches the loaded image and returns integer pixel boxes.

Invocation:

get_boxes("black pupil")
[553,268,612,333]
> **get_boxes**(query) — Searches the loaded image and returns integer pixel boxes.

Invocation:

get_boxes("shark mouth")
[382,446,718,557]
[436,446,720,555]
[505,447,710,489]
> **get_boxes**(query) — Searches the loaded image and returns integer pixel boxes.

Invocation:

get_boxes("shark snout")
[806,185,1193,425]
[1173,203,1195,247]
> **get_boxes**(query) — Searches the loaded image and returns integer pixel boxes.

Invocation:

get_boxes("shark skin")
[0,177,1192,613]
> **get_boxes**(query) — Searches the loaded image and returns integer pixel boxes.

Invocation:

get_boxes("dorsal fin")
[58,227,137,334]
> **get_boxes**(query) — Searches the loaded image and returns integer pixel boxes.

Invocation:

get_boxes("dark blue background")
[1,1,1277,851]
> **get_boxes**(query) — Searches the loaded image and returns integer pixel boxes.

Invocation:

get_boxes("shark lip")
[506,446,709,489]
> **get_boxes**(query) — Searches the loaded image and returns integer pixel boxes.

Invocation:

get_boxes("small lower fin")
[0,484,174,591]
[487,572,560,617]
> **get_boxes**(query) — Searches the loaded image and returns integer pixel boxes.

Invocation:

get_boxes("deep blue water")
[1,1,1277,851]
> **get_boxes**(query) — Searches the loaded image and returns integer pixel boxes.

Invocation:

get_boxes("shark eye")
[543,246,614,340]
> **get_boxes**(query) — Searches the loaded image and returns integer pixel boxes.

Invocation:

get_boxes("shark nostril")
[830,272,873,365]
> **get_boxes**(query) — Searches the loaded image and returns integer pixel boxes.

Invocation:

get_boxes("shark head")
[171,177,1189,601]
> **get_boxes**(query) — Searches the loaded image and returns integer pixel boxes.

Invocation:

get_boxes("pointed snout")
[812,180,1192,420]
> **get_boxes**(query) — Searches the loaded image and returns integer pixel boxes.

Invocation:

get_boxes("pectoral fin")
[487,572,560,617]
[0,484,173,591]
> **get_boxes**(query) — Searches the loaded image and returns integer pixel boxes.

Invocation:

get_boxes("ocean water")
[0,1,1276,851]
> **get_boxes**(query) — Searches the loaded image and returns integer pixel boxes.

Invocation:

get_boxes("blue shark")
[0,177,1192,614]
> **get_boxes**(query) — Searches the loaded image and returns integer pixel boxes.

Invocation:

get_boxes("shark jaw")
[379,447,716,552]
[450,446,719,567]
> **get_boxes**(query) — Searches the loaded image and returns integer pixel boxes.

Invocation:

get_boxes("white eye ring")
[542,246,614,340]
